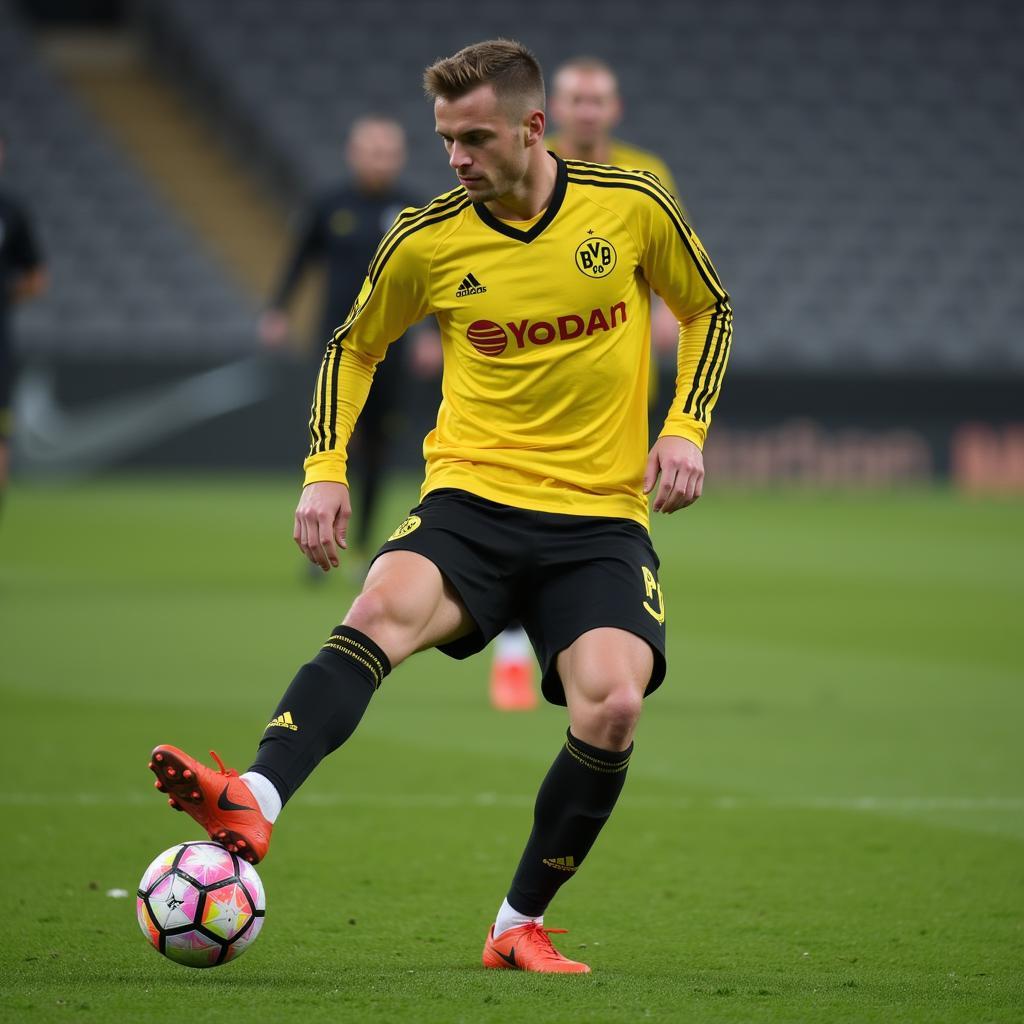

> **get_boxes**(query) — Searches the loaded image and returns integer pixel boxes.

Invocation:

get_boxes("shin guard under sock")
[507,729,632,917]
[247,625,390,804]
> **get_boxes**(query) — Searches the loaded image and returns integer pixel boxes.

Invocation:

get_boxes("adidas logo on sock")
[542,855,577,873]
[455,272,487,297]
[266,711,298,732]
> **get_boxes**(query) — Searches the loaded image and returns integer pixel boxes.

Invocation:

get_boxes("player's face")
[347,121,406,191]
[435,85,532,203]
[550,67,622,147]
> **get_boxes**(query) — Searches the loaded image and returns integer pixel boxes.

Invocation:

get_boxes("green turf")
[1,476,1022,1023]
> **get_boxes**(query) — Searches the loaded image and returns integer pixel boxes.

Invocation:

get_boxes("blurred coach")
[0,129,48,518]
[261,115,436,562]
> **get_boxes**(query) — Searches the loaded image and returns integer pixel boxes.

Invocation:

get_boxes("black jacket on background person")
[271,183,419,348]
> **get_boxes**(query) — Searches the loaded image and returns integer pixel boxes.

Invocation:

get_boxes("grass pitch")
[1,476,1022,1023]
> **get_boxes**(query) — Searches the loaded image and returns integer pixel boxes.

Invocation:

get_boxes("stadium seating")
[0,10,255,359]
[137,0,1024,370]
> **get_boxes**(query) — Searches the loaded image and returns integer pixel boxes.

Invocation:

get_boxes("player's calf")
[496,728,633,933]
[246,624,390,804]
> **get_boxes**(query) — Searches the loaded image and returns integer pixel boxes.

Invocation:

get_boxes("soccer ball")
[136,841,266,968]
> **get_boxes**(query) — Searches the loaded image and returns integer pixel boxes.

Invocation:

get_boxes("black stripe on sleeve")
[368,189,468,282]
[312,345,336,455]
[369,187,463,256]
[325,344,343,453]
[369,198,471,284]
[566,159,687,222]
[564,160,690,228]
[310,201,468,457]
[696,307,733,422]
[306,350,328,457]
[682,303,723,416]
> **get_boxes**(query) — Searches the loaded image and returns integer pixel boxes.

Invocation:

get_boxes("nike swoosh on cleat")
[217,785,256,813]
[495,946,517,968]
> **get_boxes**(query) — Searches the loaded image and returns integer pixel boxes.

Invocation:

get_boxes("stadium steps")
[36,28,319,341]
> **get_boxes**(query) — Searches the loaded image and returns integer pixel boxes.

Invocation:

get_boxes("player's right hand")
[294,481,351,571]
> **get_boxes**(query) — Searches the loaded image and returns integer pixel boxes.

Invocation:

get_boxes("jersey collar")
[472,152,568,243]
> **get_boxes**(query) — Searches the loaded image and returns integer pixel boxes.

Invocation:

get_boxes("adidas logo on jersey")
[455,272,487,297]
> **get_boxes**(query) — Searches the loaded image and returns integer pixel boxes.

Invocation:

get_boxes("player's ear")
[524,109,545,148]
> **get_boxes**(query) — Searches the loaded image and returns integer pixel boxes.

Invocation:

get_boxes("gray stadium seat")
[11,0,1024,371]
[0,9,255,360]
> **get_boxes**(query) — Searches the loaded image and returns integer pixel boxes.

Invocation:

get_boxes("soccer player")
[260,115,435,563]
[0,130,48,518]
[150,39,732,974]
[488,55,685,712]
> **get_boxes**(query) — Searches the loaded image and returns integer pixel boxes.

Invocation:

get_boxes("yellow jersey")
[304,154,732,528]
[547,136,681,207]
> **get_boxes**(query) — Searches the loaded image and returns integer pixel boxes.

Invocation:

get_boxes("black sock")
[507,729,633,917]
[248,625,391,804]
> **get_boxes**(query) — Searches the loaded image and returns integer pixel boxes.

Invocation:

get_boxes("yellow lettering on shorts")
[641,565,665,624]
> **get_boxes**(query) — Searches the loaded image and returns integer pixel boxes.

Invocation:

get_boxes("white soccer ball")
[136,841,266,968]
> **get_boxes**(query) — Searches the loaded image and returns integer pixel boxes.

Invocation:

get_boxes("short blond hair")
[552,56,619,93]
[423,39,545,117]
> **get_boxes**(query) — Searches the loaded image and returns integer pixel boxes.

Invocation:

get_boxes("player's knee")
[578,683,643,750]
[598,686,644,745]
[342,584,425,666]
[343,587,397,642]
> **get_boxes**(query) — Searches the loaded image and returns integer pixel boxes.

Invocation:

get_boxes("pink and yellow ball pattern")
[137,841,266,968]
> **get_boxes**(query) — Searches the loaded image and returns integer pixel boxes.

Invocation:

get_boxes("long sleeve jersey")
[304,153,732,529]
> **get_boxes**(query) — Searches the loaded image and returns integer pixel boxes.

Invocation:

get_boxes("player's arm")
[635,168,689,369]
[6,205,47,304]
[295,217,430,570]
[260,199,326,347]
[638,184,733,513]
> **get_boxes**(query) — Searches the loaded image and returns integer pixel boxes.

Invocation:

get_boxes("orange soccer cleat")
[489,656,539,712]
[482,922,591,974]
[148,745,272,864]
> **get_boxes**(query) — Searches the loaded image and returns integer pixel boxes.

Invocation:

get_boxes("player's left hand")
[294,481,351,571]
[643,435,704,513]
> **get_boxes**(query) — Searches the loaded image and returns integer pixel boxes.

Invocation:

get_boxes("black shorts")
[374,488,667,706]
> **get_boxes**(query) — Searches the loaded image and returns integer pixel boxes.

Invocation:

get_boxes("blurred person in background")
[0,129,48,520]
[487,57,683,712]
[548,56,680,200]
[261,115,440,570]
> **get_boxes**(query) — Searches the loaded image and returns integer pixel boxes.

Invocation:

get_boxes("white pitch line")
[2,793,1023,811]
